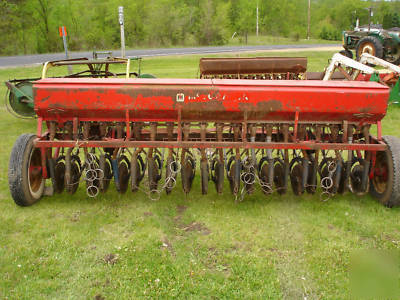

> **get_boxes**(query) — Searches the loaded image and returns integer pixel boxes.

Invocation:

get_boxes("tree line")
[1,0,400,56]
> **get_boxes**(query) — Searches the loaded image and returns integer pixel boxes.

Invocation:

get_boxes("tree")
[383,13,393,29]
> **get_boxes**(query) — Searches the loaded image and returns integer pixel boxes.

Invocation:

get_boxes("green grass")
[119,34,338,51]
[0,51,400,299]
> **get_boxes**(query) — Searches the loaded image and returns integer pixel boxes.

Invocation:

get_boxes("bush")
[319,23,341,40]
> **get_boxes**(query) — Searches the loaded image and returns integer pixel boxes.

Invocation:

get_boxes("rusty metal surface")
[199,57,307,76]
[33,78,389,123]
[306,71,346,80]
[34,139,387,151]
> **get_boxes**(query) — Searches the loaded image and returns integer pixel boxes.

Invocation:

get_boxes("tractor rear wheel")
[9,134,45,206]
[356,36,384,60]
[370,136,400,207]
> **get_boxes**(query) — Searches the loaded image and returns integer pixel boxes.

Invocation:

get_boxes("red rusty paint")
[33,78,389,123]
[34,139,387,151]
[199,57,307,76]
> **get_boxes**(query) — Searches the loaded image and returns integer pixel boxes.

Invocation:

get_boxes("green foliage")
[383,12,400,30]
[1,0,400,55]
[319,22,341,41]
[392,12,400,29]
[383,13,393,29]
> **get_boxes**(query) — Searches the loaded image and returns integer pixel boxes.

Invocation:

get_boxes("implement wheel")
[370,136,400,207]
[9,134,45,206]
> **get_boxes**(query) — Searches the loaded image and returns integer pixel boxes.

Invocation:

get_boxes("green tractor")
[341,24,400,65]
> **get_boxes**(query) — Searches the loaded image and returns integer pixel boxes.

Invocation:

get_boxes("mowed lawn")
[0,51,400,299]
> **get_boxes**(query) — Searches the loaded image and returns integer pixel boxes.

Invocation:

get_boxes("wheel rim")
[358,42,376,57]
[28,148,44,198]
[372,152,388,194]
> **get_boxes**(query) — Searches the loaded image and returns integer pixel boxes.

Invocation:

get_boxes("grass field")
[0,51,400,299]
[120,35,338,51]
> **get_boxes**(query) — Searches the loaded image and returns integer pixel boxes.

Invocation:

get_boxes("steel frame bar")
[34,139,387,151]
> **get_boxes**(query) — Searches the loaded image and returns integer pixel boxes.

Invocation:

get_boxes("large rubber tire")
[370,136,400,207]
[356,36,384,60]
[8,134,45,206]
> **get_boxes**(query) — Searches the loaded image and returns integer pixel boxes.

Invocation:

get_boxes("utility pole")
[256,2,259,36]
[307,0,311,40]
[118,6,126,58]
[368,7,373,32]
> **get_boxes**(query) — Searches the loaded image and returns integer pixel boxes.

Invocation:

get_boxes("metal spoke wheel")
[370,136,400,207]
[9,134,45,206]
